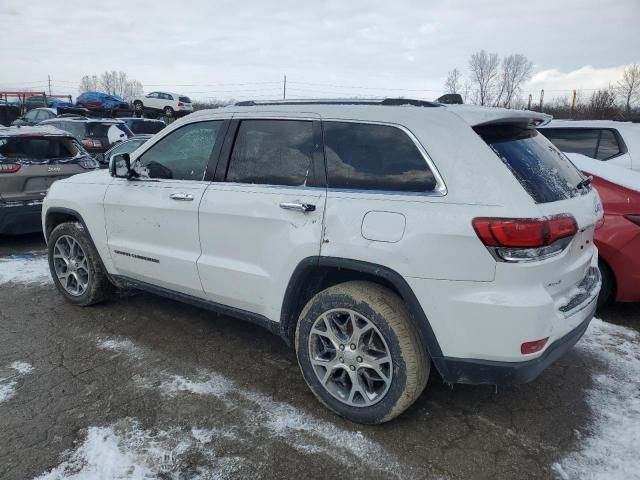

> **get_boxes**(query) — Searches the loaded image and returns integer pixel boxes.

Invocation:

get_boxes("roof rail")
[234,98,441,108]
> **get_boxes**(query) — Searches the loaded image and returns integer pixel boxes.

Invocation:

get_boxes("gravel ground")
[0,234,638,480]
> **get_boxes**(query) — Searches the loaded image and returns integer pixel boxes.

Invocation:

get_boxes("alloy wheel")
[308,308,393,407]
[52,235,90,296]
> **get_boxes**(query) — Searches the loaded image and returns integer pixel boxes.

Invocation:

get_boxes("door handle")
[170,193,194,201]
[280,202,316,213]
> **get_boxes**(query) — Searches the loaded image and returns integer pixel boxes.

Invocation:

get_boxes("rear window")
[48,121,87,140]
[475,125,585,204]
[179,96,191,103]
[0,136,83,161]
[129,120,165,135]
[87,122,133,143]
[324,121,436,192]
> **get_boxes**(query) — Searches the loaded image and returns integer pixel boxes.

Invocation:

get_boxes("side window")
[138,121,222,180]
[540,128,599,158]
[323,122,436,192]
[595,130,622,160]
[225,120,314,186]
[147,92,158,98]
[24,110,38,121]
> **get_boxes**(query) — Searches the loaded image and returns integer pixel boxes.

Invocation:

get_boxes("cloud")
[524,64,635,100]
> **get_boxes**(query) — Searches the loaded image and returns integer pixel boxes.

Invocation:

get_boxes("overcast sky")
[1,0,639,102]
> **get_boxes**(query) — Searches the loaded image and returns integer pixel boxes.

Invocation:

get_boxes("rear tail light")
[472,214,578,262]
[178,101,184,107]
[79,159,98,169]
[0,163,21,173]
[82,139,102,149]
[521,337,549,355]
[625,214,640,227]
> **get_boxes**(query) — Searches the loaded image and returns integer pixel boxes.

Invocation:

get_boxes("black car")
[11,108,58,126]
[38,117,134,164]
[119,117,166,135]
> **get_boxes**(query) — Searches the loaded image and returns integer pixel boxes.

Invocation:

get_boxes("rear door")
[197,114,326,320]
[104,120,226,298]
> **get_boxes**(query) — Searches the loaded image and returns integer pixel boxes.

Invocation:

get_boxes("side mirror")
[110,153,131,178]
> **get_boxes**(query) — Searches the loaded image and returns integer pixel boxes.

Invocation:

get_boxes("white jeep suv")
[42,99,602,424]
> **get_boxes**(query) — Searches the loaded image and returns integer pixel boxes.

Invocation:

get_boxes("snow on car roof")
[0,125,72,137]
[566,153,640,192]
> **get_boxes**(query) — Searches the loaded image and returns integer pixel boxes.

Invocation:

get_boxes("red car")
[567,154,640,304]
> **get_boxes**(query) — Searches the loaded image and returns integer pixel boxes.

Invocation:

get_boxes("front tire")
[295,281,429,424]
[48,222,114,306]
[134,101,143,113]
[164,106,174,117]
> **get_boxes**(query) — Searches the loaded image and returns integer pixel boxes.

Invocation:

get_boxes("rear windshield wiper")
[576,175,593,190]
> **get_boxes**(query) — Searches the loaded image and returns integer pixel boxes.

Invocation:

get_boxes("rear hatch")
[0,134,97,203]
[178,96,193,110]
[85,121,133,153]
[474,123,602,317]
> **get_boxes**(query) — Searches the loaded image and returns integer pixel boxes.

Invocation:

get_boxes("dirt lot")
[0,234,638,480]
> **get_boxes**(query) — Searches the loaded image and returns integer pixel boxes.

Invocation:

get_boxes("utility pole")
[48,75,52,97]
[571,89,577,117]
[283,74,287,100]
[527,94,532,110]
[539,89,545,111]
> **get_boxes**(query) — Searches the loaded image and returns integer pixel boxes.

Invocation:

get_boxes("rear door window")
[475,125,585,204]
[225,120,315,186]
[323,121,436,192]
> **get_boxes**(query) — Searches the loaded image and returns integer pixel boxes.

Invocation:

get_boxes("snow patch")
[100,336,411,478]
[34,418,246,480]
[10,361,34,375]
[0,360,34,403]
[566,153,640,192]
[0,254,51,285]
[159,372,233,398]
[97,338,144,358]
[553,318,640,479]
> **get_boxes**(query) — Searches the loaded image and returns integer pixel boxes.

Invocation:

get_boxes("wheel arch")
[280,256,444,360]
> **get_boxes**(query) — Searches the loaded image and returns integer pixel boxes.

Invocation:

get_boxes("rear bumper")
[0,200,43,234]
[433,297,596,385]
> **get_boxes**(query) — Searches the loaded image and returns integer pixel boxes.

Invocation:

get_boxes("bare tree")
[78,71,144,100]
[493,54,533,108]
[444,68,462,94]
[588,87,618,119]
[78,75,99,93]
[468,50,500,105]
[615,64,640,114]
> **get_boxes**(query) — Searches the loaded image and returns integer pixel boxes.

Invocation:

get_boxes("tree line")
[445,52,640,120]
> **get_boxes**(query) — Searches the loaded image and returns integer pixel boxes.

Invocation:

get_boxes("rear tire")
[48,222,114,306]
[597,258,615,308]
[295,281,429,424]
[134,101,143,113]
